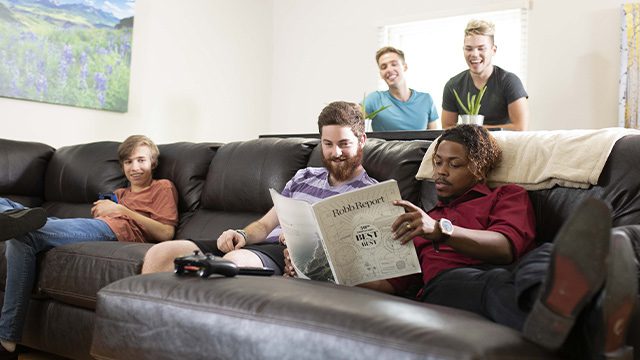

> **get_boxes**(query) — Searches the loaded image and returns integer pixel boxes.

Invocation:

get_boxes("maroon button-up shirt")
[388,183,536,295]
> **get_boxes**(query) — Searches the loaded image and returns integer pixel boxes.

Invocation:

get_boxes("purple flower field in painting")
[0,0,135,112]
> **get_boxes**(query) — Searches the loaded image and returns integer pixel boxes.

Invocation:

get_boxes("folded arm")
[91,200,175,242]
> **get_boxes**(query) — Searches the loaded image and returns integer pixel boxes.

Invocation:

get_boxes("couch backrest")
[528,134,640,243]
[0,138,55,208]
[3,134,640,248]
[176,138,318,240]
[155,142,220,214]
[178,137,433,241]
[43,141,125,218]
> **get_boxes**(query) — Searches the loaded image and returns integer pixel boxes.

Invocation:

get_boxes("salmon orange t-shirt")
[100,179,178,243]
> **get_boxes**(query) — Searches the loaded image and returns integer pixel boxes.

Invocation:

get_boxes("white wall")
[0,0,627,147]
[527,0,622,130]
[270,0,625,134]
[0,0,274,148]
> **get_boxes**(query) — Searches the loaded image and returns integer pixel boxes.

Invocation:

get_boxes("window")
[378,8,528,117]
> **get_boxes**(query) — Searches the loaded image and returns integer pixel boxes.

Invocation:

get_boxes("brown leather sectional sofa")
[0,134,639,359]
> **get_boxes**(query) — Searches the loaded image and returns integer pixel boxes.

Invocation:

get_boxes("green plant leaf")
[474,86,487,115]
[367,104,391,119]
[452,88,470,115]
[470,94,477,114]
[452,86,487,115]
[361,92,391,120]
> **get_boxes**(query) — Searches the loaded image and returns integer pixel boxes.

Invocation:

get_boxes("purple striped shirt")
[265,167,378,242]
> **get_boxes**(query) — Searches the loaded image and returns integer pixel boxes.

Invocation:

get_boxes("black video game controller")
[174,250,239,278]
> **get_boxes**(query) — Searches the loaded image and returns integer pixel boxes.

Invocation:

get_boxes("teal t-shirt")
[365,90,439,131]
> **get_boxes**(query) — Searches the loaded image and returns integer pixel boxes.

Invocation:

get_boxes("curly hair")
[432,125,502,182]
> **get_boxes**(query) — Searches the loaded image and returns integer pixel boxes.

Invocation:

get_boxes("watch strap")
[235,229,248,242]
[433,219,453,252]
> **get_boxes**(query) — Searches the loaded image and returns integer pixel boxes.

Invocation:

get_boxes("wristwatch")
[434,218,454,252]
[437,218,454,239]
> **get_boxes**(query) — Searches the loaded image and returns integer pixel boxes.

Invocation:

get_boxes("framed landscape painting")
[0,0,135,112]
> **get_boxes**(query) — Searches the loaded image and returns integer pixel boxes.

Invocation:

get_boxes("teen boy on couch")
[0,135,178,359]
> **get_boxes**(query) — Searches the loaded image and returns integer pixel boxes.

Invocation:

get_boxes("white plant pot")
[364,118,373,132]
[459,114,484,125]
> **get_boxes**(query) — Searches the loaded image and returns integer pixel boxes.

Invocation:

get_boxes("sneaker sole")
[0,208,47,241]
[523,198,612,350]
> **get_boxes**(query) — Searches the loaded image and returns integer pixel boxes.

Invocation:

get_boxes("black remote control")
[174,250,239,278]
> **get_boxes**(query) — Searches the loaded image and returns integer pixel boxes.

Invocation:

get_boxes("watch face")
[440,218,454,235]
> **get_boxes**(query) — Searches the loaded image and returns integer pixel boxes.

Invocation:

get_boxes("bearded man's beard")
[322,146,364,182]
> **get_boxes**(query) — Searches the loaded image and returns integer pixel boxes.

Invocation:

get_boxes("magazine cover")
[269,180,421,286]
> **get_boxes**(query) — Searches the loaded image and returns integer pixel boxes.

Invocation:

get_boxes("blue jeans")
[0,198,117,342]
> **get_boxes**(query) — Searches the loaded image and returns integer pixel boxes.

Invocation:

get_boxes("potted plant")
[361,93,391,132]
[452,86,487,125]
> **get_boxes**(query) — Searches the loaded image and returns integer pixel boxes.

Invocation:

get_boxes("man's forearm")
[241,208,280,245]
[441,227,513,264]
[242,220,272,245]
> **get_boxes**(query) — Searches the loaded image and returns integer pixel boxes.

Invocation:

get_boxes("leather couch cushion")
[8,294,97,360]
[92,273,559,360]
[179,138,317,241]
[156,142,220,213]
[200,138,318,213]
[43,142,125,218]
[0,138,54,207]
[176,209,263,242]
[37,242,152,309]
[362,139,430,207]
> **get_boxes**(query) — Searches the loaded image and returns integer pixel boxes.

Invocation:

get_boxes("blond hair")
[464,19,495,44]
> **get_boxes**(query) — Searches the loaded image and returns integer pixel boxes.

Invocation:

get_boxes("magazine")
[269,179,421,286]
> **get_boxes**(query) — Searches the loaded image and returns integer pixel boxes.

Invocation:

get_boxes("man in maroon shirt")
[360,125,637,358]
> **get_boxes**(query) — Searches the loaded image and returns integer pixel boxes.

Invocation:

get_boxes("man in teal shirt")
[365,46,439,131]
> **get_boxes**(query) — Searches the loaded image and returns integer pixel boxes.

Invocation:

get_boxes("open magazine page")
[311,180,421,286]
[269,189,336,282]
